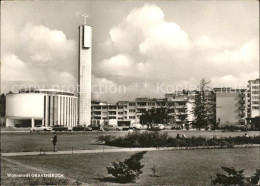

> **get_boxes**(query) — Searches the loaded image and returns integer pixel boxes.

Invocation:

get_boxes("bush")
[250,169,260,184]
[96,135,115,144]
[106,151,147,183]
[211,166,260,185]
[97,131,260,148]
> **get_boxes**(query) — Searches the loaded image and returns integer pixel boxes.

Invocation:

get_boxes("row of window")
[92,116,136,119]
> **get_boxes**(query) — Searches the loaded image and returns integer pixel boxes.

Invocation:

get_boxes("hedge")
[97,131,260,148]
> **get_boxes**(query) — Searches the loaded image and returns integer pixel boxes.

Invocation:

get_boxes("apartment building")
[247,78,260,119]
[214,88,247,125]
[91,92,195,126]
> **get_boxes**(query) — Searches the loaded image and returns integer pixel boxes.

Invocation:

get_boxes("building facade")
[6,89,78,127]
[247,78,260,118]
[214,88,247,126]
[91,92,195,126]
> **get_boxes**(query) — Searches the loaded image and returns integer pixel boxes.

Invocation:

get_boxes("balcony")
[175,105,186,108]
[239,106,245,110]
[239,94,245,98]
[239,112,245,117]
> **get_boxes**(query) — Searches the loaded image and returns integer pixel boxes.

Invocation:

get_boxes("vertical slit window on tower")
[53,96,55,126]
[48,96,51,126]
[44,96,46,124]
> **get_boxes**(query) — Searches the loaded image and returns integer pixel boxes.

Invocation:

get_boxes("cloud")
[194,35,230,50]
[19,23,76,67]
[210,71,259,88]
[139,22,189,55]
[1,54,28,82]
[1,23,77,93]
[109,4,165,52]
[95,4,259,101]
[99,54,135,77]
[209,38,258,65]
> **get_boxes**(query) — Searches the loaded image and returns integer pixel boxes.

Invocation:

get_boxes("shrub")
[250,169,260,184]
[97,132,260,148]
[211,166,260,185]
[211,166,246,185]
[96,135,115,144]
[106,151,147,183]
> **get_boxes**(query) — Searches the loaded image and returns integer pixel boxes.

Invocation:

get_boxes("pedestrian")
[176,134,180,139]
[244,133,249,138]
[182,134,186,139]
[52,132,57,152]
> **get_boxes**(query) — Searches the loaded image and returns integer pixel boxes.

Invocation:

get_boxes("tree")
[140,107,170,129]
[192,79,213,130]
[207,90,216,127]
[0,94,6,117]
[212,118,221,130]
[106,151,147,183]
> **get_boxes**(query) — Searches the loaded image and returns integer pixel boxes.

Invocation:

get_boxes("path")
[2,144,259,157]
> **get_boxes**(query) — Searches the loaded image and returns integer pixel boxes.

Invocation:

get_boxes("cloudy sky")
[1,0,259,102]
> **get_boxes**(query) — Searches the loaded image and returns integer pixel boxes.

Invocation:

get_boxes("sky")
[1,0,259,102]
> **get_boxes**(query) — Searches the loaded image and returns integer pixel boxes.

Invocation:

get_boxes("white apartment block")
[91,92,195,126]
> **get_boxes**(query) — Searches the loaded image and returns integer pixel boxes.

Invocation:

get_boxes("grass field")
[1,130,259,153]
[1,148,259,185]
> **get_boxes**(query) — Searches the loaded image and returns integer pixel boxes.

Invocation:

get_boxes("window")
[252,91,259,94]
[94,111,101,115]
[252,106,259,110]
[137,102,146,106]
[108,111,116,115]
[137,109,146,113]
[118,112,123,115]
[129,109,135,112]
[108,106,117,109]
[129,103,135,106]
[252,101,259,105]
[129,116,135,119]
[168,103,174,106]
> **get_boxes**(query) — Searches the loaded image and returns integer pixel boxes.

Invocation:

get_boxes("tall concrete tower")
[78,17,92,126]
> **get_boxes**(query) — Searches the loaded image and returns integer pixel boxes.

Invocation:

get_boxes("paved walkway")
[2,144,259,157]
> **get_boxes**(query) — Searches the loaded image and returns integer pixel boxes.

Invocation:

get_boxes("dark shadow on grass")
[93,177,136,184]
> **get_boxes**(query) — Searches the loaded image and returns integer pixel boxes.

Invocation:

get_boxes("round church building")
[6,88,78,128]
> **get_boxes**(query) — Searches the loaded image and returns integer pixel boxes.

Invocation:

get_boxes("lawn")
[1,130,259,153]
[1,148,259,185]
